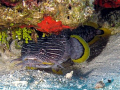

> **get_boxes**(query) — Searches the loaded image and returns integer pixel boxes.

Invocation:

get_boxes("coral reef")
[86,0,120,35]
[0,27,36,53]
[0,0,94,29]
[0,0,20,7]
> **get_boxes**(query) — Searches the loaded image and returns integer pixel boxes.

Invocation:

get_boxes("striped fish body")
[20,34,72,69]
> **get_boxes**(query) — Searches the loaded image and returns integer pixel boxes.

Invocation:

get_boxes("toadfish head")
[12,34,70,69]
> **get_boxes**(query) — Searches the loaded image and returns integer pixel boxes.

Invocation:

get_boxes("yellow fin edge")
[83,22,99,29]
[26,62,53,70]
[88,36,100,45]
[26,67,37,70]
[99,28,111,37]
[71,35,90,63]
[41,62,53,65]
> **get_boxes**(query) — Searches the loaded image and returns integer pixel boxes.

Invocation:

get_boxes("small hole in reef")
[67,16,70,19]
[68,4,71,10]
[38,0,46,2]
[0,0,19,8]
[17,9,23,13]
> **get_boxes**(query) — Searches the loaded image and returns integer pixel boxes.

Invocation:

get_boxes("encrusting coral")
[0,0,94,29]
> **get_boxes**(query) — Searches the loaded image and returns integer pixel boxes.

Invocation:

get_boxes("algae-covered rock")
[0,0,94,29]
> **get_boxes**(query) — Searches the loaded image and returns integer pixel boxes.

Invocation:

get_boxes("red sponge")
[94,0,120,8]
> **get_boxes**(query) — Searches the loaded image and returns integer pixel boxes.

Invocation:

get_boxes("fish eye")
[39,48,46,55]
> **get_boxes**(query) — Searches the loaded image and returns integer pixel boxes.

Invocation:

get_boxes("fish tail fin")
[88,28,111,45]
[84,22,111,45]
[84,21,111,37]
[98,28,111,37]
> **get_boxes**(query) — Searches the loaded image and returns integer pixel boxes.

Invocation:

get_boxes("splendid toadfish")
[11,25,111,73]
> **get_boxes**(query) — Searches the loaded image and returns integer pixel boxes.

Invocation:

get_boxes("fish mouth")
[20,55,54,68]
[23,56,53,65]
[11,55,54,68]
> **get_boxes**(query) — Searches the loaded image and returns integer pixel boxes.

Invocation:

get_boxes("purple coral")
[0,0,42,8]
[0,0,20,7]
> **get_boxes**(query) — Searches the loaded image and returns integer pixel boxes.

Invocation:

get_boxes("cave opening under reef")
[1,0,120,90]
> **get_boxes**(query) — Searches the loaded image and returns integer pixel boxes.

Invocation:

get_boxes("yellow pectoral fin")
[52,69,63,75]
[41,62,62,74]
[41,62,63,74]
[70,35,90,63]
